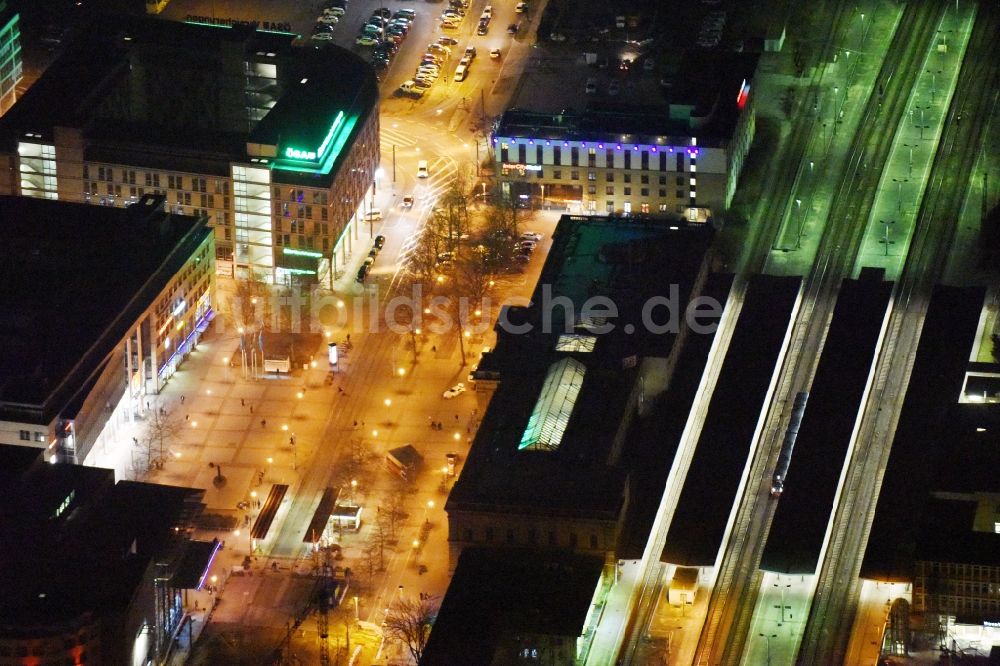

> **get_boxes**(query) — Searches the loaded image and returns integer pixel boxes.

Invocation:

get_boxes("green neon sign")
[283,247,324,258]
[281,112,345,164]
[273,113,359,176]
[284,268,317,275]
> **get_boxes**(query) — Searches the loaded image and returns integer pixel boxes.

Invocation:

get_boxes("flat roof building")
[0,14,379,284]
[0,194,214,475]
[0,445,211,666]
[0,1,21,117]
[446,215,716,569]
[492,52,758,220]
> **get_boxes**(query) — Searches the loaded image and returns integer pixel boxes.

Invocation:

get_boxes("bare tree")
[135,399,183,474]
[385,478,409,540]
[383,595,439,664]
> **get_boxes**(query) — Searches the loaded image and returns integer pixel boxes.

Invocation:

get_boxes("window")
[641,202,650,213]
[676,153,684,171]
[200,193,208,208]
[183,192,191,206]
[641,188,649,196]
[553,170,561,180]
[145,172,153,186]
[624,151,631,169]
[571,146,579,166]
[500,145,509,162]
[623,174,631,183]
[660,152,668,171]
[659,189,667,197]
[518,144,526,163]
[97,166,106,181]
[126,170,136,185]
[641,174,649,184]
[641,151,649,170]
[606,149,614,166]
[587,185,596,195]
[571,170,579,180]
[588,171,596,181]
[606,172,614,182]
[606,186,614,195]
[82,165,90,180]
[552,145,561,165]
[624,187,631,196]
[606,201,614,212]
[658,203,668,212]
[305,206,313,219]
[677,190,685,198]
[153,173,160,187]
[677,176,684,186]
[19,430,29,441]
[588,148,596,167]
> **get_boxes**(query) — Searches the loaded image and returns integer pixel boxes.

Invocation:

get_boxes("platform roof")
[860,286,987,580]
[662,275,801,566]
[760,275,893,574]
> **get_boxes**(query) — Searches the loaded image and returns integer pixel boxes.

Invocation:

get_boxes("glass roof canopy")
[519,357,586,452]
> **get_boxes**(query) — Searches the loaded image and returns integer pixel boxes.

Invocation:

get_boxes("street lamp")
[774,581,792,624]
[892,178,908,213]
[879,220,896,256]
[794,199,804,249]
[759,633,777,666]
[902,143,917,177]
[350,479,357,505]
[927,68,942,101]
[423,500,435,525]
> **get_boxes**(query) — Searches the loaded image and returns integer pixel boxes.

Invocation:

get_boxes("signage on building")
[985,620,1000,628]
[185,16,294,33]
[501,163,542,176]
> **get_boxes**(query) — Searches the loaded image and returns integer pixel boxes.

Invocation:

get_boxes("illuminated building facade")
[0,195,214,473]
[0,15,379,284]
[492,54,757,220]
[0,2,20,117]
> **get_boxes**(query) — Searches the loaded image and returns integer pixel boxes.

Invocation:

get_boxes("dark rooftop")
[497,52,758,148]
[662,274,801,566]
[0,195,209,421]
[760,274,893,574]
[447,216,714,519]
[422,548,603,665]
[861,286,987,580]
[0,460,204,632]
[616,272,733,558]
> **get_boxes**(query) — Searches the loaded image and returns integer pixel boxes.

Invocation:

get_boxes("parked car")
[438,36,459,45]
[364,209,383,221]
[476,21,489,35]
[520,231,543,241]
[312,32,334,41]
[443,382,466,399]
[490,48,501,58]
[513,253,530,263]
[395,9,416,19]
[356,35,379,46]
[507,22,519,35]
[317,14,339,25]
[482,5,493,17]
[402,196,414,208]
[464,45,476,59]
[515,1,527,12]
[356,264,369,282]
[372,8,391,19]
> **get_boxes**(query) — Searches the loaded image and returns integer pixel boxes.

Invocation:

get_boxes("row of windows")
[462,526,601,550]
[280,203,329,221]
[918,594,1000,613]
[274,187,330,205]
[917,562,1000,580]
[85,166,228,195]
[501,144,689,171]
[18,430,45,442]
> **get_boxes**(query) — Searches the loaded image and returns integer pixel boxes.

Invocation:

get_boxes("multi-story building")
[446,215,716,569]
[0,1,20,117]
[491,53,757,220]
[0,15,379,284]
[0,194,214,473]
[0,445,212,666]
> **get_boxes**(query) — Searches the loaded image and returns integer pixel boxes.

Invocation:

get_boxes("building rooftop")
[0,15,377,188]
[760,273,893,574]
[662,274,801,567]
[447,216,714,520]
[0,195,209,422]
[860,286,988,580]
[498,52,758,148]
[0,451,204,631]
[422,548,603,665]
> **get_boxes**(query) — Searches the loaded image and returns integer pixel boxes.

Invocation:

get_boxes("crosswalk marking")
[380,127,417,147]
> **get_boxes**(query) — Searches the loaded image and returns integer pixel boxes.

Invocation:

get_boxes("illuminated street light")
[384,398,392,408]
[297,391,304,400]
[281,424,289,432]
[397,367,406,377]
[759,633,777,666]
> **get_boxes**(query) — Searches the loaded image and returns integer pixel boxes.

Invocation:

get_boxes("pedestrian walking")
[241,398,245,407]
[146,401,150,411]
[250,404,254,414]
[455,414,459,421]
[185,414,190,421]
[261,418,267,428]
[180,395,185,405]
[432,345,437,352]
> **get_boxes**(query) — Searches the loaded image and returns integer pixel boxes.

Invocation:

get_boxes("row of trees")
[404,166,526,364]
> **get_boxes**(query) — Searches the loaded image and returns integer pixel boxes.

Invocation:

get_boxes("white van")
[453,64,468,82]
[417,160,429,178]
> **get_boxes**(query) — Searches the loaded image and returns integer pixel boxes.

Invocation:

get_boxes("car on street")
[442,382,466,399]
[490,48,501,58]
[438,36,459,45]
[364,210,383,222]
[507,22,519,35]
[401,196,414,208]
[312,32,335,41]
[515,1,528,12]
[464,45,476,59]
[395,9,416,19]
[482,5,493,17]
[317,14,339,25]
[429,43,451,55]
[417,160,429,178]
[514,253,530,263]
[476,21,489,35]
[520,231,543,241]
[324,6,345,16]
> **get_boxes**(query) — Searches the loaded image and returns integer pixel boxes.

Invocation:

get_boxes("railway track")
[799,1,1000,661]
[695,2,947,663]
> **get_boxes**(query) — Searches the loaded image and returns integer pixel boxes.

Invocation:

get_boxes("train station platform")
[760,273,893,574]
[661,275,801,567]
